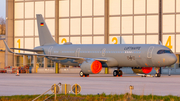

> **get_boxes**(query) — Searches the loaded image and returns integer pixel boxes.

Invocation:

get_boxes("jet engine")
[132,67,152,74]
[80,59,102,74]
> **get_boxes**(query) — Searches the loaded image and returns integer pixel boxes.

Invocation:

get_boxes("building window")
[16,56,23,67]
[47,59,54,68]
[37,56,44,68]
[27,56,33,67]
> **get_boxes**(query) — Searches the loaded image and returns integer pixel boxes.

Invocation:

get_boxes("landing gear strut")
[79,70,89,77]
[113,67,123,77]
[154,67,161,77]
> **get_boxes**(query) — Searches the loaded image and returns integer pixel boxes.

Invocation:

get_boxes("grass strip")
[0,93,180,101]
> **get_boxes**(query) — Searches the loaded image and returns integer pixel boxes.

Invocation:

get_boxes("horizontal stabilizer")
[10,48,44,52]
[3,40,13,53]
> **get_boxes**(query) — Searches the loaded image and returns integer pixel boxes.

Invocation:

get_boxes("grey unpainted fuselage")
[35,43,177,68]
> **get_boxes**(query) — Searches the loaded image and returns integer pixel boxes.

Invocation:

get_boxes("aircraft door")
[102,48,106,57]
[76,48,81,57]
[147,46,154,58]
[48,46,53,55]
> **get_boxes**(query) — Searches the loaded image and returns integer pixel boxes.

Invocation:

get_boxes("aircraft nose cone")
[169,55,177,65]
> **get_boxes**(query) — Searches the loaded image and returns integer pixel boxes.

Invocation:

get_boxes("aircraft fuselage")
[35,44,177,67]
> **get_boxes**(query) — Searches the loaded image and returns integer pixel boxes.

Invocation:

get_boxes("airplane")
[3,14,177,77]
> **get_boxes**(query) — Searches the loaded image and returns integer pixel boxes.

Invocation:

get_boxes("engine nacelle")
[132,67,153,74]
[80,59,102,74]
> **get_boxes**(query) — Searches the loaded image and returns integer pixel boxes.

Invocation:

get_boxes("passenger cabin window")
[157,50,173,54]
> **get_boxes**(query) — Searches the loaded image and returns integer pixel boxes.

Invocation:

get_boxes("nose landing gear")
[154,67,161,77]
[155,73,161,77]
[113,67,123,77]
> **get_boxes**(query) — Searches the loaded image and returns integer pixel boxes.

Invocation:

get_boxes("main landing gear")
[113,67,123,77]
[79,70,89,77]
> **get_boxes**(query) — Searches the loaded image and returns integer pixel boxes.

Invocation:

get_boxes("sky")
[0,0,6,19]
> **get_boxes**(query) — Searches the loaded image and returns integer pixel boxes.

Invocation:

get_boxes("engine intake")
[81,59,102,74]
[132,67,152,74]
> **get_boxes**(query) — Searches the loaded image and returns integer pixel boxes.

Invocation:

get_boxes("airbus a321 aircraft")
[3,14,177,77]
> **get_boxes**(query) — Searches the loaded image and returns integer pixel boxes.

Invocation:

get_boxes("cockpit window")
[157,50,173,54]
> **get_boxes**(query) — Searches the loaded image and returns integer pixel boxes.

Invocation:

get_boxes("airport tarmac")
[0,73,180,96]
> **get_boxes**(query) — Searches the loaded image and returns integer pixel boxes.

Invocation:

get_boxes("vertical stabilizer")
[36,14,57,46]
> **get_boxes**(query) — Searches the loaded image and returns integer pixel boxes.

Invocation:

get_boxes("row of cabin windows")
[61,51,141,53]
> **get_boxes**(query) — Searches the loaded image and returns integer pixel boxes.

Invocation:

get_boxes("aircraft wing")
[3,40,107,62]
[10,48,44,52]
[94,58,108,62]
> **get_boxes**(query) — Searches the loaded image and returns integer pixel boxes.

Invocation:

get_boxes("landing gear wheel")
[79,71,84,77]
[79,71,89,77]
[118,70,123,76]
[113,70,122,77]
[113,70,118,77]
[155,73,161,77]
[85,74,89,77]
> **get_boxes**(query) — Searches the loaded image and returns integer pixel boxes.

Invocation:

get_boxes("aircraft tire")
[79,71,84,77]
[157,73,161,77]
[85,74,89,77]
[155,73,161,77]
[141,75,146,77]
[113,70,118,76]
[118,70,123,76]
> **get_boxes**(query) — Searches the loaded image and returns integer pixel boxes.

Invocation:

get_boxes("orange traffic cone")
[16,69,19,76]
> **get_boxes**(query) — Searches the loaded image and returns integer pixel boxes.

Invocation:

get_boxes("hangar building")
[0,0,180,73]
